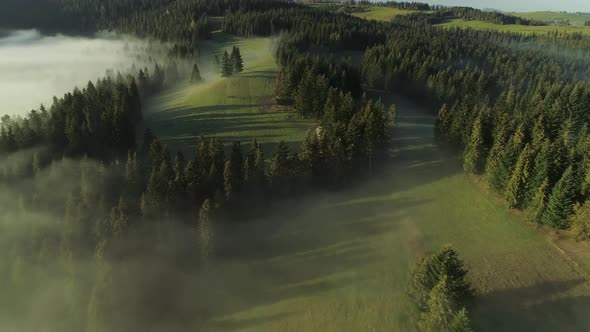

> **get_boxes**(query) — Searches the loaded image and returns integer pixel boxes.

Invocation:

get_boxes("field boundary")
[550,241,590,282]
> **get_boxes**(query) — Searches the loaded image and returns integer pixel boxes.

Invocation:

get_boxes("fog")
[0,30,169,117]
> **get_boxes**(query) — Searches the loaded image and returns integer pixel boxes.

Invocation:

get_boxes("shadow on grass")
[210,312,296,332]
[473,279,590,332]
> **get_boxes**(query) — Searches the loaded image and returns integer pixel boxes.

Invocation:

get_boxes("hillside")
[440,19,590,35]
[513,11,589,26]
[143,32,314,155]
[351,6,419,21]
[193,93,590,331]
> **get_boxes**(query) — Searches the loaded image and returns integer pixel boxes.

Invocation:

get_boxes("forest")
[2,0,590,331]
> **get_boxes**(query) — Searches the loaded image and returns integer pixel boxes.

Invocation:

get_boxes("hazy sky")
[378,0,590,12]
[0,30,167,117]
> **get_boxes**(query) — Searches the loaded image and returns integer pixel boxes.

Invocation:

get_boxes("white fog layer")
[0,30,167,116]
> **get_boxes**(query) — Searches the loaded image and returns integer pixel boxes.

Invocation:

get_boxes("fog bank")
[0,30,168,116]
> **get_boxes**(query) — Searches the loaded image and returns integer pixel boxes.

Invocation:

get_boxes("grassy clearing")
[440,19,590,36]
[187,94,590,331]
[351,6,418,21]
[143,32,313,155]
[144,31,590,331]
[513,11,589,26]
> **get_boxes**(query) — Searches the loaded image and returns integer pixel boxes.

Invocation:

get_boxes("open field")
[183,94,590,331]
[351,6,418,21]
[513,11,589,26]
[440,19,590,35]
[144,32,590,332]
[143,32,313,155]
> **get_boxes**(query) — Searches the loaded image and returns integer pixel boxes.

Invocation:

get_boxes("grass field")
[143,32,313,155]
[513,11,589,26]
[182,94,590,331]
[144,31,590,331]
[351,6,418,21]
[440,19,590,35]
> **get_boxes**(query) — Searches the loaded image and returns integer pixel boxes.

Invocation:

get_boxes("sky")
[376,0,590,12]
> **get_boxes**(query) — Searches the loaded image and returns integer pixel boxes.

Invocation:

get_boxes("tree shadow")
[209,311,296,331]
[473,279,590,332]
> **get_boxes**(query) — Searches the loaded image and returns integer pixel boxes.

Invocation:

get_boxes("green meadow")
[351,6,418,21]
[440,19,590,36]
[513,11,589,26]
[142,31,590,332]
[176,94,590,331]
[143,32,314,155]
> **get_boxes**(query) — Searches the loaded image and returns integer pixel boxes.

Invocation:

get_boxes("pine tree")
[408,246,472,311]
[525,140,551,206]
[408,256,436,311]
[463,114,486,174]
[528,177,549,224]
[435,104,451,144]
[230,142,244,194]
[448,308,473,332]
[221,50,233,77]
[487,126,520,192]
[429,246,473,305]
[231,46,244,73]
[294,69,316,118]
[419,275,456,332]
[191,63,202,82]
[275,69,295,105]
[504,144,533,209]
[571,200,590,241]
[543,166,578,229]
[270,141,291,193]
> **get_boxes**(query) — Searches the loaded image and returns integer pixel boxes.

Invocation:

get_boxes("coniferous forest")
[2,0,590,331]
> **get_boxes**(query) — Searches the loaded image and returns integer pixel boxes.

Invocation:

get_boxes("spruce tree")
[221,50,233,77]
[429,246,473,305]
[294,69,317,118]
[275,69,294,105]
[525,140,551,206]
[419,275,456,332]
[408,246,472,311]
[231,46,244,73]
[435,104,451,144]
[449,308,473,332]
[528,177,549,224]
[463,114,486,174]
[571,200,590,241]
[504,144,533,209]
[230,142,244,194]
[542,166,578,229]
[270,141,291,193]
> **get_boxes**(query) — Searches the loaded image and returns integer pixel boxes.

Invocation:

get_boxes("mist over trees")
[3,0,590,330]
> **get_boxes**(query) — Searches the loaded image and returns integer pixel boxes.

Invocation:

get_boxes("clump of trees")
[220,46,244,77]
[408,246,474,332]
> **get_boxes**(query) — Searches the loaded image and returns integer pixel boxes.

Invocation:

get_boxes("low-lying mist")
[0,30,169,116]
